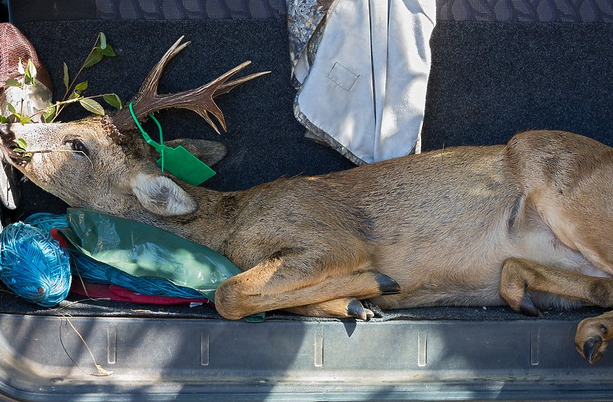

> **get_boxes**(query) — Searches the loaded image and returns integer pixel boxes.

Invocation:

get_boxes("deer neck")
[119,185,245,252]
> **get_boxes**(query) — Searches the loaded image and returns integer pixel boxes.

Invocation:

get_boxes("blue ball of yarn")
[24,212,68,233]
[0,222,72,307]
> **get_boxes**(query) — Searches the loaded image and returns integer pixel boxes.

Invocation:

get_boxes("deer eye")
[63,138,89,156]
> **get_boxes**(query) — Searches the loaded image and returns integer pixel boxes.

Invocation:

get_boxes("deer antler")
[112,36,269,134]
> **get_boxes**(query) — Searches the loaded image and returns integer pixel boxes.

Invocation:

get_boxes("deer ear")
[165,139,227,167]
[130,173,198,216]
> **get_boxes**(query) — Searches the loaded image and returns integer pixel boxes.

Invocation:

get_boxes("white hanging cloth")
[291,0,436,164]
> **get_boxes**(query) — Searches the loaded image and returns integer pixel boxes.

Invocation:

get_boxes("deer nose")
[0,123,13,138]
[0,124,16,150]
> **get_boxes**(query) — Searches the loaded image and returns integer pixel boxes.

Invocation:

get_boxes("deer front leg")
[214,254,399,320]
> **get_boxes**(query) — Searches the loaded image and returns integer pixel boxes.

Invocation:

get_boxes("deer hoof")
[518,293,541,317]
[346,299,374,321]
[582,336,604,365]
[576,317,611,364]
[375,273,401,295]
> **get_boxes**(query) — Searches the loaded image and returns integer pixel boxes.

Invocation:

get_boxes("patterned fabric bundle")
[0,23,53,93]
[0,23,54,211]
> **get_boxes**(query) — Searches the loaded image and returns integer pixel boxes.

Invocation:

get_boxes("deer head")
[0,37,267,218]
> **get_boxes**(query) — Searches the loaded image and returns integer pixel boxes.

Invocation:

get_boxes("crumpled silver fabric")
[287,0,334,80]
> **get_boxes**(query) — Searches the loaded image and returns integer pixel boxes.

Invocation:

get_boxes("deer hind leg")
[500,258,613,314]
[500,257,613,363]
[214,254,399,320]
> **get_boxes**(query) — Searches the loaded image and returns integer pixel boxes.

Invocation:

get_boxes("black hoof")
[583,336,604,365]
[375,273,401,295]
[347,299,368,320]
[518,293,541,317]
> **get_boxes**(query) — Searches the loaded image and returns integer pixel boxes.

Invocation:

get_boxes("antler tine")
[111,36,269,134]
[136,36,191,103]
[168,60,255,134]
[214,70,271,97]
[192,70,270,133]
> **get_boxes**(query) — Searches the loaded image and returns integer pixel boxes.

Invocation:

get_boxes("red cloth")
[70,280,213,306]
[50,229,69,248]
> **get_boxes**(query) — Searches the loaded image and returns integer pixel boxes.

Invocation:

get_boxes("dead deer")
[1,37,613,365]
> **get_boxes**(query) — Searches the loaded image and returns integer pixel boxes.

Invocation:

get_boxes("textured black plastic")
[0,314,612,402]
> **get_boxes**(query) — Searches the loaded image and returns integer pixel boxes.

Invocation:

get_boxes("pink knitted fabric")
[0,23,52,92]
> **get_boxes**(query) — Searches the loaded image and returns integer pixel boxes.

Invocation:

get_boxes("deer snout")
[0,123,26,166]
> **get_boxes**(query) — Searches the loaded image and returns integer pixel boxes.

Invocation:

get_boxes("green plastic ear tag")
[158,146,216,186]
[129,102,216,186]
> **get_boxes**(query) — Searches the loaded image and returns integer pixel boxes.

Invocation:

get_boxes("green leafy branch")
[11,137,29,158]
[1,33,123,162]
[0,32,123,125]
[0,58,39,123]
[53,32,123,122]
